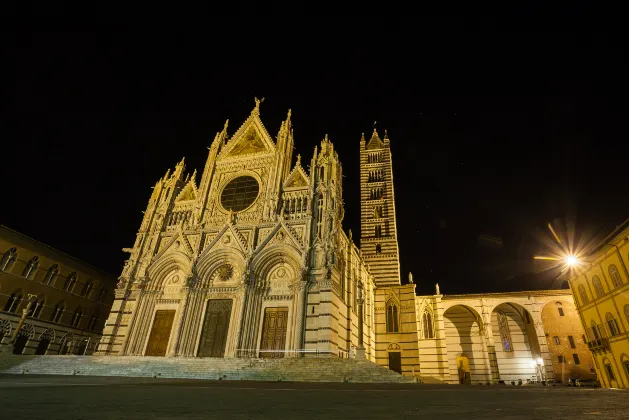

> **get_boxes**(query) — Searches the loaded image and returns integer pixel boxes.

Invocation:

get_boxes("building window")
[386,302,399,333]
[43,264,59,285]
[81,280,94,298]
[591,321,601,340]
[50,301,65,323]
[0,247,18,272]
[592,276,605,299]
[623,358,629,379]
[31,297,45,318]
[422,311,434,339]
[573,354,580,365]
[64,272,78,292]
[375,244,382,254]
[625,304,629,326]
[578,284,589,305]
[3,290,23,313]
[553,336,561,345]
[606,312,621,336]
[98,289,107,303]
[558,355,565,363]
[375,225,382,238]
[609,264,623,289]
[497,311,513,352]
[87,314,99,331]
[604,360,616,381]
[22,256,39,279]
[556,302,565,316]
[568,335,576,349]
[71,308,83,328]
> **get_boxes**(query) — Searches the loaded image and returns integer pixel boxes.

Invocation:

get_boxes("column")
[293,280,310,357]
[356,282,366,359]
[169,286,190,356]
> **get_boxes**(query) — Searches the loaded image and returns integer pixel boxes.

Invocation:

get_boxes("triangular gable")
[283,157,310,189]
[366,129,384,149]
[176,179,198,202]
[218,111,275,160]
[152,230,194,262]
[203,223,249,255]
[253,219,304,255]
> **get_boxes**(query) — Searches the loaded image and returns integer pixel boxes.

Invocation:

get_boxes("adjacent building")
[0,225,117,355]
[566,219,629,388]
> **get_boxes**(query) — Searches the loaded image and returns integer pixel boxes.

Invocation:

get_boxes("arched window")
[375,225,382,238]
[608,265,623,288]
[64,272,78,292]
[43,264,59,285]
[50,301,65,323]
[624,304,629,326]
[22,256,39,279]
[605,312,621,336]
[0,247,18,272]
[31,296,45,318]
[556,301,565,316]
[422,311,434,339]
[98,288,107,303]
[81,280,94,298]
[87,314,99,331]
[3,289,23,313]
[386,301,399,333]
[497,311,513,352]
[578,284,589,305]
[375,244,382,254]
[603,358,616,382]
[592,276,605,299]
[71,307,83,328]
[590,320,601,340]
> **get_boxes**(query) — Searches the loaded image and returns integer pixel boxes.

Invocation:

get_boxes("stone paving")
[1,374,627,419]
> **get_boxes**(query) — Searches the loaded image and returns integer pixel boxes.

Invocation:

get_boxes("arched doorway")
[443,305,487,384]
[491,302,540,383]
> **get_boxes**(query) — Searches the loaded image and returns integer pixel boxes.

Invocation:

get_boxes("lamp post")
[1,294,37,354]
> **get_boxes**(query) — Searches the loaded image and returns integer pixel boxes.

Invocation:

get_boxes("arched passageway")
[444,305,488,384]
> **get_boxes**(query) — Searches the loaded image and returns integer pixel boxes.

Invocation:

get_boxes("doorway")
[388,352,402,374]
[145,310,176,357]
[197,299,233,357]
[35,339,50,355]
[259,307,288,358]
[12,335,28,355]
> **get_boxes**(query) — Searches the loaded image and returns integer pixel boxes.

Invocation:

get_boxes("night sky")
[8,21,629,295]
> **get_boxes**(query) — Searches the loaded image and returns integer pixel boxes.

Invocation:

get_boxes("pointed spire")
[296,153,301,166]
[384,130,389,139]
[191,169,197,182]
[361,133,365,142]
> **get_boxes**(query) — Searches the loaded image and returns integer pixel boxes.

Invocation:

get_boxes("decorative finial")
[408,272,413,284]
[254,97,264,112]
[349,229,353,241]
[223,119,229,131]
[435,283,440,295]
[287,108,292,119]
[296,154,301,165]
[361,133,365,142]
[384,129,389,139]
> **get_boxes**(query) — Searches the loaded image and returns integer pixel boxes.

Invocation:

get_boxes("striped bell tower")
[359,129,401,287]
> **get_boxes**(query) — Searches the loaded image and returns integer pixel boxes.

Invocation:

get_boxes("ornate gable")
[153,231,194,261]
[176,178,198,202]
[204,223,249,254]
[366,128,384,149]
[254,219,304,255]
[218,101,276,161]
[283,154,310,189]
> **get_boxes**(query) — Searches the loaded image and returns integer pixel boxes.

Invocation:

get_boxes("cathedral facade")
[99,101,384,362]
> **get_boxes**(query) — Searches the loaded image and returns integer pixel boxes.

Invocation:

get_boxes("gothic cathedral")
[98,100,425,377]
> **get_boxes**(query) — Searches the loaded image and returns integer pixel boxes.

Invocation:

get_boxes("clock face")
[220,176,260,212]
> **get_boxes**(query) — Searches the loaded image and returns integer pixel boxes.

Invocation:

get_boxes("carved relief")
[228,126,268,157]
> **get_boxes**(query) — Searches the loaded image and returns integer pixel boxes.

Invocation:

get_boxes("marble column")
[169,286,190,356]
[293,280,310,356]
[355,283,366,359]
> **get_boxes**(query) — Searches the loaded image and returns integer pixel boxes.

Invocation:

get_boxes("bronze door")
[197,299,233,357]
[145,310,176,357]
[259,307,288,358]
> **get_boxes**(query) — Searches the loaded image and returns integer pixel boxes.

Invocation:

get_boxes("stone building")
[0,225,116,355]
[565,219,629,388]
[96,100,590,385]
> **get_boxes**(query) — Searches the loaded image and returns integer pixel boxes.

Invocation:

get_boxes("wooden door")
[197,299,233,357]
[259,307,288,358]
[388,351,402,374]
[145,310,176,357]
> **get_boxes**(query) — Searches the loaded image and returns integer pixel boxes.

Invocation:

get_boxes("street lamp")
[565,255,579,267]
[0,294,37,354]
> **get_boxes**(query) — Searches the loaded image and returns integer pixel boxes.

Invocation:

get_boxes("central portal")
[145,310,176,356]
[197,299,233,357]
[259,307,288,358]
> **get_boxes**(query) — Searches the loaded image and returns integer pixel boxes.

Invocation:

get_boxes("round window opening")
[220,176,260,212]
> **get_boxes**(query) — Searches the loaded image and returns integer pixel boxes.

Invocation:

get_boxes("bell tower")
[359,129,401,287]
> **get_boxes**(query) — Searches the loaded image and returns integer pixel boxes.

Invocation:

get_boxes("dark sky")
[8,20,629,295]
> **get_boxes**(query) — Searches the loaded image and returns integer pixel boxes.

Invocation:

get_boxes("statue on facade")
[435,283,440,295]
[408,272,414,284]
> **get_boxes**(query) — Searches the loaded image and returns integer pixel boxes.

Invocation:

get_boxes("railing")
[235,349,320,358]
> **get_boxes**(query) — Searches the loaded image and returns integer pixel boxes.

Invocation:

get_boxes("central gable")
[219,110,276,161]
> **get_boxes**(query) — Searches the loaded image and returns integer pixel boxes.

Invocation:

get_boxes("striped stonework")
[359,130,401,287]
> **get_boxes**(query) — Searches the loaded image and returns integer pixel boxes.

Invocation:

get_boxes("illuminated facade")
[0,225,116,355]
[566,220,629,388]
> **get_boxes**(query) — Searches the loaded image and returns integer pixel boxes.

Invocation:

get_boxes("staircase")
[0,355,416,384]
